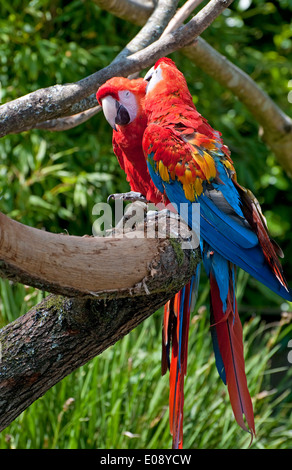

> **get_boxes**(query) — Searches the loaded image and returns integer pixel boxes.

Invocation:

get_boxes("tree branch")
[0,210,197,298]
[0,0,233,137]
[112,0,179,62]
[162,0,204,36]
[0,210,198,430]
[30,106,102,132]
[0,288,188,431]
[11,0,177,133]
[91,0,155,25]
[33,0,202,132]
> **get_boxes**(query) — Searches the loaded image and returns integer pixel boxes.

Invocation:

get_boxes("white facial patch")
[145,65,163,94]
[118,90,138,123]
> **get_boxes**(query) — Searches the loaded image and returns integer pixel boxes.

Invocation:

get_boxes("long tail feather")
[209,264,255,438]
[169,283,188,449]
[162,271,199,449]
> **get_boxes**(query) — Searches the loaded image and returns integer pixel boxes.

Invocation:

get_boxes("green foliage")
[0,0,291,449]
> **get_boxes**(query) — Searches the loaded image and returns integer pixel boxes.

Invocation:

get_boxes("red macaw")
[96,77,199,449]
[96,75,254,448]
[96,77,163,205]
[141,57,292,443]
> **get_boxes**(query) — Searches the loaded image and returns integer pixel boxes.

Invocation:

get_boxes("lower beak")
[115,104,130,127]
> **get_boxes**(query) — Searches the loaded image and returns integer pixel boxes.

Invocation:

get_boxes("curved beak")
[101,95,118,131]
[101,96,130,131]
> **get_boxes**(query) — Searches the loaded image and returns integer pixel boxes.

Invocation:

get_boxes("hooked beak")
[101,96,130,131]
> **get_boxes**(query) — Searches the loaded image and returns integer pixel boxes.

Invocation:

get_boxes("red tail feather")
[163,282,192,449]
[210,271,255,438]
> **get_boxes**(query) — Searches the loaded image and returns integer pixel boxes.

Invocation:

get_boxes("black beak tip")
[115,104,130,127]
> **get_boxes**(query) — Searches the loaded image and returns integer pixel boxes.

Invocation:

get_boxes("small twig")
[34,106,101,132]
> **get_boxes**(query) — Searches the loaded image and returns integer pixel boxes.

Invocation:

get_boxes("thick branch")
[0,210,198,430]
[0,210,197,298]
[0,285,194,431]
[0,0,233,137]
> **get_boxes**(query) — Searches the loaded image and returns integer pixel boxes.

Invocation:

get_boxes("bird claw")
[107,191,148,204]
[146,208,180,221]
[111,200,148,232]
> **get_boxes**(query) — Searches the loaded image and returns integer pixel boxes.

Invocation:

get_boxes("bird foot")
[146,208,181,221]
[109,200,148,234]
[107,191,148,204]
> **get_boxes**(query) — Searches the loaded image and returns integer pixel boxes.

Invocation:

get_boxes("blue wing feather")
[147,152,292,301]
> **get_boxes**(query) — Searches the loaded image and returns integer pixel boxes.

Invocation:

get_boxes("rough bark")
[0,211,199,430]
[0,287,185,432]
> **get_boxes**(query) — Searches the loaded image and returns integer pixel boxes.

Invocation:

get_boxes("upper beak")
[101,95,118,131]
[101,96,130,131]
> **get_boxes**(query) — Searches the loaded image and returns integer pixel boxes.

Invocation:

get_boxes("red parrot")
[96,77,163,205]
[96,77,198,449]
[141,57,292,442]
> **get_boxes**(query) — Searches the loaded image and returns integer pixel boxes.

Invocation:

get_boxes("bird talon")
[146,208,180,222]
[107,191,147,204]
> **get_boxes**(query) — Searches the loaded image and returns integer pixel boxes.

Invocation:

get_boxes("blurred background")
[0,0,291,449]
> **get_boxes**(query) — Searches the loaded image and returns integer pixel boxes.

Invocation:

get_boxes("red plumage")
[96,77,164,205]
[209,269,255,438]
[97,76,194,449]
[162,281,192,449]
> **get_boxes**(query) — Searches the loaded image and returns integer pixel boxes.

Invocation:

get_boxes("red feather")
[97,77,195,448]
[209,270,255,439]
[163,282,192,449]
[234,181,288,290]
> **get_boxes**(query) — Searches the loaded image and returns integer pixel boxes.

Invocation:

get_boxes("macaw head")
[96,77,147,131]
[144,57,193,105]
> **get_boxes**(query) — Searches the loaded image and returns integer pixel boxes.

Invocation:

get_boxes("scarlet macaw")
[96,77,199,449]
[141,57,292,441]
[96,75,255,447]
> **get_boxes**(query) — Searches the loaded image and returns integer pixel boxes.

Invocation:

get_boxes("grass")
[0,278,291,449]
